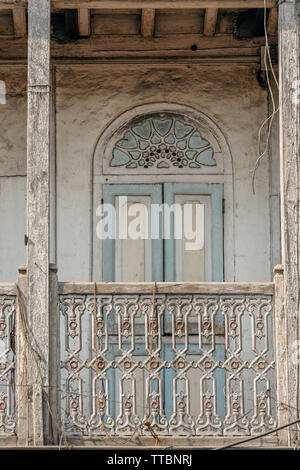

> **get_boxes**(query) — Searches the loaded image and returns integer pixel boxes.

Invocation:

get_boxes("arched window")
[92,103,234,282]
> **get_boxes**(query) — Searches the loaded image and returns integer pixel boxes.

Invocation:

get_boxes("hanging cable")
[15,282,70,449]
[214,418,300,450]
[252,0,279,193]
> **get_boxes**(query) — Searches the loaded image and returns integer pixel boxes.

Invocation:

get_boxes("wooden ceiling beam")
[53,0,278,8]
[203,8,218,36]
[12,7,27,36]
[78,8,91,36]
[267,7,278,34]
[52,1,277,8]
[141,8,155,37]
[0,1,278,10]
[0,33,278,61]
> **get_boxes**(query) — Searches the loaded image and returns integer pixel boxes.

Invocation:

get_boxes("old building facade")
[0,0,299,448]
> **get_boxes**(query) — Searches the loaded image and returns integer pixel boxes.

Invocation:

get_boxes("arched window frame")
[92,103,234,282]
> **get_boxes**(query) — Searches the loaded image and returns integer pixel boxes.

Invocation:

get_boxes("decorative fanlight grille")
[110,116,216,170]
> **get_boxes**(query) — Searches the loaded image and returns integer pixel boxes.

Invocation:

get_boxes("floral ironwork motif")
[0,296,16,435]
[110,116,216,170]
[59,293,276,437]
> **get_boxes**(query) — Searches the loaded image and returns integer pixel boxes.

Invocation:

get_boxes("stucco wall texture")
[0,64,280,282]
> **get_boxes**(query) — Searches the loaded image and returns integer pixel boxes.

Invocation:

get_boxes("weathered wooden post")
[49,264,60,445]
[273,265,289,446]
[16,264,59,446]
[278,0,300,447]
[26,0,51,445]
[15,265,28,446]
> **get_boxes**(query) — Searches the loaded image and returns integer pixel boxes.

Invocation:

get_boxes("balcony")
[0,269,286,447]
[0,0,299,451]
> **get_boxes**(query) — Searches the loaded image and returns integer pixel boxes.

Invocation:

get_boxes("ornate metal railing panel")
[0,288,16,435]
[59,284,276,437]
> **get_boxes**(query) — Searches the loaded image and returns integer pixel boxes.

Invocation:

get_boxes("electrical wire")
[214,418,300,450]
[15,282,71,449]
[252,0,279,194]
[10,284,300,447]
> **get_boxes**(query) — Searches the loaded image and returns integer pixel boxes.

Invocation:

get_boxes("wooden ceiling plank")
[52,1,277,8]
[12,7,26,37]
[0,1,279,10]
[267,7,278,34]
[0,32,277,59]
[141,8,155,37]
[203,8,218,36]
[78,8,91,36]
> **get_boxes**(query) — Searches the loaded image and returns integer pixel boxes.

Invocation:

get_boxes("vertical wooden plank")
[49,265,60,444]
[27,0,51,446]
[203,8,218,36]
[15,265,29,446]
[78,8,91,36]
[273,265,289,446]
[12,8,27,37]
[278,0,300,447]
[50,67,57,266]
[32,383,44,444]
[141,8,155,37]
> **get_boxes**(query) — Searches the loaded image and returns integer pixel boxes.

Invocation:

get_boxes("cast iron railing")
[58,282,276,438]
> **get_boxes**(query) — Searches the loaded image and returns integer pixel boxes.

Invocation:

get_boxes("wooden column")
[278,0,300,447]
[27,0,51,445]
[15,265,28,446]
[49,264,60,444]
[273,265,289,446]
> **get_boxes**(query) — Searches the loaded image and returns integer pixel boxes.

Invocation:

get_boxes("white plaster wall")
[0,176,26,281]
[0,67,27,282]
[55,64,273,282]
[0,68,27,176]
[0,64,278,283]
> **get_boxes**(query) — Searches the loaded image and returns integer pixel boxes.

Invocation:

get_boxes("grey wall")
[0,64,281,282]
